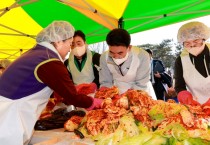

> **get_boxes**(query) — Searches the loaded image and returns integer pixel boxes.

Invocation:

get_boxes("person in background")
[164,68,178,102]
[64,30,101,87]
[99,28,156,100]
[0,59,11,77]
[146,49,172,100]
[0,21,102,145]
[175,21,210,105]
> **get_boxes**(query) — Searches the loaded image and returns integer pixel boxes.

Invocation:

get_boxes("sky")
[130,15,210,45]
[89,15,210,53]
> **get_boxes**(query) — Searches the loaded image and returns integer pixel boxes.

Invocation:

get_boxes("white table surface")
[29,128,94,145]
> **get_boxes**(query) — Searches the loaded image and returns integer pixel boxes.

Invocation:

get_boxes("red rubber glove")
[177,90,200,106]
[76,83,97,95]
[202,98,210,106]
[86,97,103,111]
[202,98,210,115]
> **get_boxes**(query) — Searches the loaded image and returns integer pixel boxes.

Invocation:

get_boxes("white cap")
[36,21,75,43]
[177,21,210,44]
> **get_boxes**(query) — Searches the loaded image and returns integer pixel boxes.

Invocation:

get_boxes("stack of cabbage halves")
[76,87,210,145]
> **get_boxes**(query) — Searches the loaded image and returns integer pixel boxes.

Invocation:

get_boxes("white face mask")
[186,43,205,56]
[112,52,129,65]
[72,45,86,57]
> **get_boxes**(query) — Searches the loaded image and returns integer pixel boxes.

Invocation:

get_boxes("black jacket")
[174,45,210,93]
[152,59,172,93]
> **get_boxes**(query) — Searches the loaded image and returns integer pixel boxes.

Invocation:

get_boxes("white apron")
[181,55,210,104]
[107,51,156,100]
[146,81,157,100]
[68,49,94,85]
[0,42,61,145]
[0,87,52,145]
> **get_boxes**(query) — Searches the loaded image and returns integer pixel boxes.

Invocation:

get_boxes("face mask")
[112,52,129,65]
[72,45,86,57]
[186,43,205,56]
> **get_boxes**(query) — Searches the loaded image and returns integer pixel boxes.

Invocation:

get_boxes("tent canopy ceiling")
[0,0,210,61]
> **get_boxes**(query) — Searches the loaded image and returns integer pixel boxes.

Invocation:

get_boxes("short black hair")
[74,30,86,42]
[106,28,131,47]
[146,49,153,55]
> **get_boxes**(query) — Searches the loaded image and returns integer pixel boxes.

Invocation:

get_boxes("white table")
[29,128,94,145]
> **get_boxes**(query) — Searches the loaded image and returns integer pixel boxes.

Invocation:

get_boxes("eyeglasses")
[183,39,204,48]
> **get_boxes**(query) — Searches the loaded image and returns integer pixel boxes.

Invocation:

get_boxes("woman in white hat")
[0,21,102,145]
[175,21,210,105]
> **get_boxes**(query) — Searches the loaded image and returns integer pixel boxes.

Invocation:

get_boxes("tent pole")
[118,17,124,28]
[0,0,39,17]
[0,24,36,39]
[58,0,117,29]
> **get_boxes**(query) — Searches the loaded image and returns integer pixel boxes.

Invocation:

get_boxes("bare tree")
[138,39,176,69]
[89,41,108,54]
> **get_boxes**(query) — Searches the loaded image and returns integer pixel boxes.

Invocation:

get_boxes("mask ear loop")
[204,54,210,76]
[203,41,209,76]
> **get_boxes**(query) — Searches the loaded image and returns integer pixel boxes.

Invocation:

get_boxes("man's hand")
[154,71,161,78]
[167,87,176,97]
